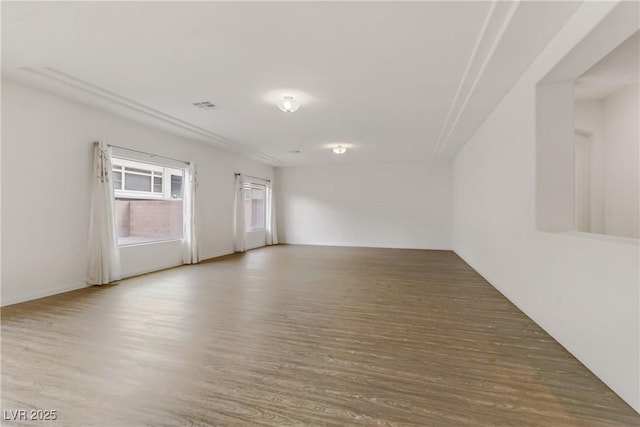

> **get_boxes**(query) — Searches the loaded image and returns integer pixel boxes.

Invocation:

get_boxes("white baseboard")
[2,249,248,307]
[121,262,183,279]
[199,249,234,261]
[278,241,452,251]
[1,281,89,307]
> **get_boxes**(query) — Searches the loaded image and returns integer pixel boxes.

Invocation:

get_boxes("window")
[112,157,185,245]
[244,182,266,231]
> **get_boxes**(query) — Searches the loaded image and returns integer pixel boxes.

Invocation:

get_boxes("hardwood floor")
[2,245,638,426]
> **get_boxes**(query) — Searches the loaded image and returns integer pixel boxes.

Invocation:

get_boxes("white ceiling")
[2,1,581,166]
[575,31,639,101]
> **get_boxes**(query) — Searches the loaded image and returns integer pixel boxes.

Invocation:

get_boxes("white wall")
[277,160,452,249]
[246,230,267,250]
[454,3,639,412]
[575,100,605,233]
[1,79,274,306]
[575,85,639,238]
[603,84,639,238]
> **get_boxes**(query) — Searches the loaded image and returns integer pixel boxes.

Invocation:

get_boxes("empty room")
[1,1,639,426]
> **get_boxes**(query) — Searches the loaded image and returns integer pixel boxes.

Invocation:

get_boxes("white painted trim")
[279,241,452,251]
[557,231,639,246]
[434,0,498,156]
[199,249,235,261]
[120,262,183,279]
[21,67,283,167]
[435,0,520,158]
[433,0,520,158]
[1,281,89,307]
[0,249,235,307]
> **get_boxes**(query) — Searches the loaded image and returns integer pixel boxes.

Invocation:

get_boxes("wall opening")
[536,2,639,238]
[574,32,639,238]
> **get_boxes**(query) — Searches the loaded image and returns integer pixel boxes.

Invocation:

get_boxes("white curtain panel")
[233,173,247,252]
[86,141,121,285]
[266,181,278,245]
[182,162,199,264]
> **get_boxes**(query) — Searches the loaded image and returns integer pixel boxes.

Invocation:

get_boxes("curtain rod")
[235,172,271,183]
[107,144,191,165]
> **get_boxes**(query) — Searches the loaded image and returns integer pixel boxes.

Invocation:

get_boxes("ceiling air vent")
[192,101,216,110]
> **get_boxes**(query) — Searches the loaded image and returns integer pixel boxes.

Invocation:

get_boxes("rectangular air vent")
[192,101,216,110]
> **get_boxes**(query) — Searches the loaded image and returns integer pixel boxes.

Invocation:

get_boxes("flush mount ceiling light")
[277,96,300,113]
[332,145,347,155]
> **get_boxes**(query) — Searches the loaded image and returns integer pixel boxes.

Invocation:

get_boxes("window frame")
[112,157,184,201]
[244,181,267,232]
[111,156,186,247]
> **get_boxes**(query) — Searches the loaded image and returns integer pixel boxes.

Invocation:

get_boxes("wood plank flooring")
[2,245,638,426]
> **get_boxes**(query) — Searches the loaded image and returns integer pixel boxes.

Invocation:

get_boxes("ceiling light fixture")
[277,96,300,113]
[332,145,347,155]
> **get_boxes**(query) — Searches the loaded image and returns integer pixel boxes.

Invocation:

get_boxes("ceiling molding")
[433,0,520,158]
[4,2,579,166]
[20,67,284,166]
